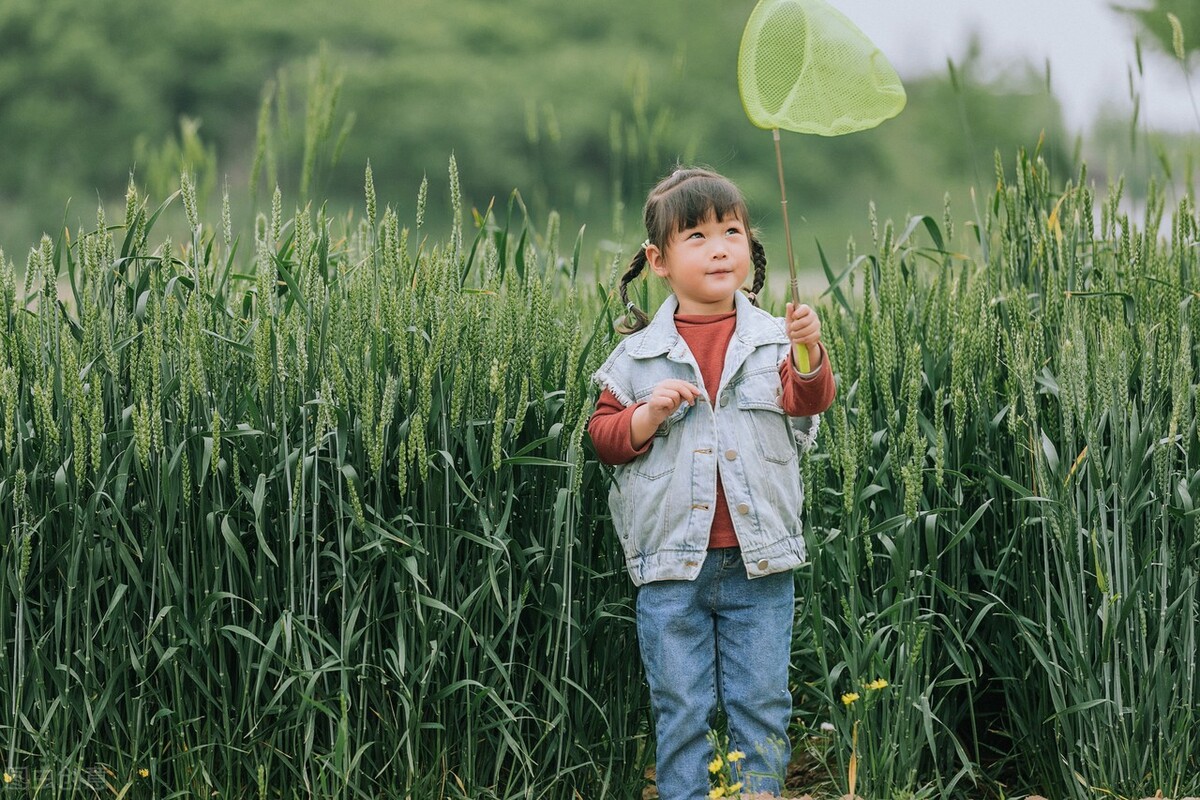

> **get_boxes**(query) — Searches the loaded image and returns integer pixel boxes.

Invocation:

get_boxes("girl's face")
[646,213,751,315]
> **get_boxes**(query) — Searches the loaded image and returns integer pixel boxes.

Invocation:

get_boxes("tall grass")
[975,158,1200,798]
[799,150,1200,798]
[0,144,1197,798]
[797,200,991,798]
[0,162,646,798]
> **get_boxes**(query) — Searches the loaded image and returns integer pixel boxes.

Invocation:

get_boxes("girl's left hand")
[785,302,821,346]
[786,302,824,373]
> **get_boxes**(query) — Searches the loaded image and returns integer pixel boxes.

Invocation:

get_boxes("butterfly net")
[738,0,906,136]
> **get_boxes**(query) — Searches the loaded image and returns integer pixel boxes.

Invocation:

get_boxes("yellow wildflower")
[138,767,149,778]
[708,756,723,774]
[728,782,743,793]
[2,773,11,784]
[727,750,746,762]
[841,692,860,705]
[867,678,889,691]
[708,788,725,799]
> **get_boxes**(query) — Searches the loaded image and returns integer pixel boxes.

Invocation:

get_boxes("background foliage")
[0,0,1147,279]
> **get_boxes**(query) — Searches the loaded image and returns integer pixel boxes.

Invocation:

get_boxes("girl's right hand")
[643,379,704,423]
[630,379,703,449]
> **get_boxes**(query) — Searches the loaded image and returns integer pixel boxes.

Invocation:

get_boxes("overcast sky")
[831,0,1198,133]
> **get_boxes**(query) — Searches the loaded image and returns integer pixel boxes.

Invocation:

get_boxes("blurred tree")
[0,0,309,246]
[0,0,1079,263]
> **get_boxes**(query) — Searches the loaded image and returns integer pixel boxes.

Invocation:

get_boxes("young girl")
[589,167,835,799]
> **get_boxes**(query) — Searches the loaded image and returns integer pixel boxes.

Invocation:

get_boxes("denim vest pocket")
[737,372,796,465]
[612,460,683,562]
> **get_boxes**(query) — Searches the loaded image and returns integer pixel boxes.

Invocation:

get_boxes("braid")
[747,234,767,307]
[616,247,652,334]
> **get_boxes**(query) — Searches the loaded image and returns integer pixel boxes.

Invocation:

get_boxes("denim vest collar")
[626,291,789,361]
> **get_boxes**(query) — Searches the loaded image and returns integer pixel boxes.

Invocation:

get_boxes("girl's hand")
[785,302,821,345]
[643,379,704,424]
[786,302,823,372]
[630,379,703,449]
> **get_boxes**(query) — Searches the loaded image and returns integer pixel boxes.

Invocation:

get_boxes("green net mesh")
[738,0,906,136]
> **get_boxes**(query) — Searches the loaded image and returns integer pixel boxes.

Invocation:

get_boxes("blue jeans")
[636,548,794,799]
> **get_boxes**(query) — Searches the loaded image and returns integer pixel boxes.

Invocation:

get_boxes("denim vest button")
[736,502,750,515]
[724,449,737,460]
[720,393,731,406]
[757,559,769,570]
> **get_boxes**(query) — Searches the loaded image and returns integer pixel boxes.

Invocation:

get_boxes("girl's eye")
[726,226,743,237]
[687,231,704,240]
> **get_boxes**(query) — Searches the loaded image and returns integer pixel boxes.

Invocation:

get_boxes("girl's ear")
[646,244,669,278]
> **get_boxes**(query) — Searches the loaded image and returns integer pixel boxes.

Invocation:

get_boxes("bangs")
[646,171,750,245]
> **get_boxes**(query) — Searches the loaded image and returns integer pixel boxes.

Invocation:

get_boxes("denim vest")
[593,292,820,586]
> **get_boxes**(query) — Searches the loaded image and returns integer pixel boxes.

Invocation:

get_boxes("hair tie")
[626,300,636,312]
[745,291,757,302]
[641,239,651,251]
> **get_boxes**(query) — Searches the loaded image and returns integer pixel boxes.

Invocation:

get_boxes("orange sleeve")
[587,390,652,465]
